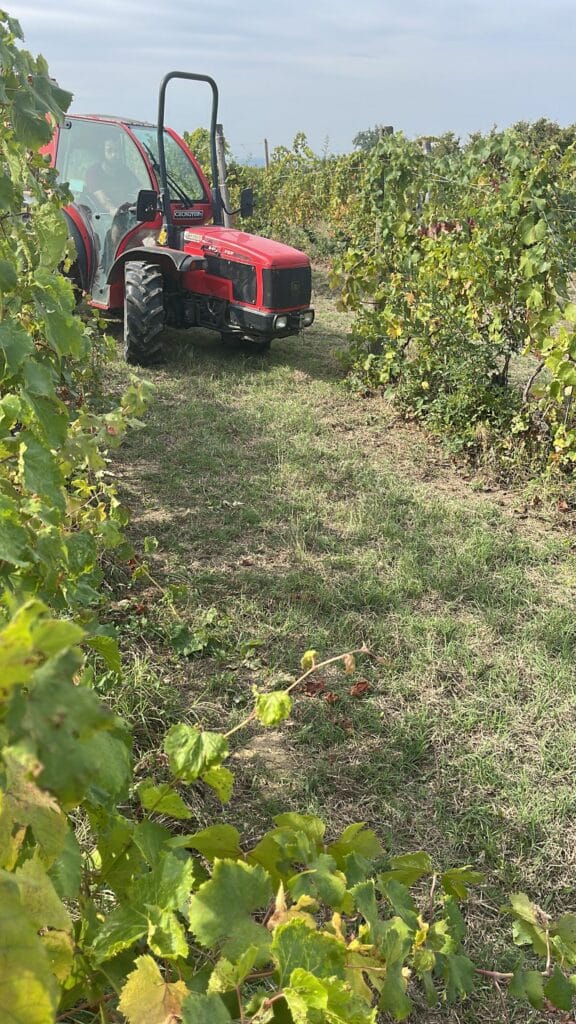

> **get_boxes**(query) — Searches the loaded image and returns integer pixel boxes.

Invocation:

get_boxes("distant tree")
[425,132,461,156]
[183,126,231,180]
[352,124,393,151]
[511,117,576,154]
[464,120,576,154]
[183,125,260,209]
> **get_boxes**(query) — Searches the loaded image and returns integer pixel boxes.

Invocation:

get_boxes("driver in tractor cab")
[86,137,139,262]
[86,138,138,215]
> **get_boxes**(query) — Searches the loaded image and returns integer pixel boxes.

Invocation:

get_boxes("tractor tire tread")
[124,261,165,365]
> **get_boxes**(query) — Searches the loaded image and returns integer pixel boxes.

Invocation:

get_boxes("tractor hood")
[182,226,310,270]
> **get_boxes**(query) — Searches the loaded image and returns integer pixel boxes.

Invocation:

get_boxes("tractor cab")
[53,116,212,305]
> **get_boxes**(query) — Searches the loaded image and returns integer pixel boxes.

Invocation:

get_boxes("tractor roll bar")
[157,72,223,245]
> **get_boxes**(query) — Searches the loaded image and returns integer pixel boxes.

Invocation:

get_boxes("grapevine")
[332,130,576,469]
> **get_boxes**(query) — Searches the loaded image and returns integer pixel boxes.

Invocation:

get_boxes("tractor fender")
[108,246,206,285]
[62,205,98,292]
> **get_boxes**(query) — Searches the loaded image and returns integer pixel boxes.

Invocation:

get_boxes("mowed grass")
[104,278,576,1020]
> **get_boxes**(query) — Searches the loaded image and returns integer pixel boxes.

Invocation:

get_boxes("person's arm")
[92,188,118,215]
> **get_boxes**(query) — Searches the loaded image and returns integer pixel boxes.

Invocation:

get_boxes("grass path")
[106,277,576,1019]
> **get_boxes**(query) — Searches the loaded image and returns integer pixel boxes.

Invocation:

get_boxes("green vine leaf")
[0,600,48,690]
[48,828,82,900]
[127,851,196,913]
[288,852,351,912]
[272,919,346,986]
[134,820,175,866]
[379,851,432,886]
[327,822,385,868]
[137,780,192,820]
[380,879,420,930]
[164,724,228,782]
[90,906,148,965]
[283,969,333,1022]
[85,633,122,673]
[254,689,293,726]
[0,878,58,1023]
[441,952,476,1002]
[188,859,273,961]
[505,892,549,956]
[353,879,384,944]
[379,963,412,1021]
[173,824,243,862]
[11,852,71,931]
[0,516,31,568]
[509,967,545,1009]
[30,619,85,658]
[147,907,189,960]
[202,765,234,803]
[550,914,576,966]
[18,654,132,808]
[273,812,326,845]
[441,866,484,900]
[208,945,259,993]
[0,323,34,373]
[543,965,574,1012]
[380,916,414,966]
[285,969,379,1023]
[181,991,232,1024]
[1,746,68,863]
[18,431,65,516]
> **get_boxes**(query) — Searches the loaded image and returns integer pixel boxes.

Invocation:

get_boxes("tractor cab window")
[55,119,153,303]
[131,127,206,205]
[55,119,151,209]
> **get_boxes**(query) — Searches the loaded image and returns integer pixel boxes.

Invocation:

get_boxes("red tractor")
[43,72,314,364]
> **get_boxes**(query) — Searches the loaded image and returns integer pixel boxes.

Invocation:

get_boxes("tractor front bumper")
[226,304,315,340]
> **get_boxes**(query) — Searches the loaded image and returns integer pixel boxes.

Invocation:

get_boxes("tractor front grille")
[262,265,312,310]
[205,256,257,304]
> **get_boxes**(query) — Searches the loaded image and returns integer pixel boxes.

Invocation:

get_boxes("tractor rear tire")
[124,261,165,365]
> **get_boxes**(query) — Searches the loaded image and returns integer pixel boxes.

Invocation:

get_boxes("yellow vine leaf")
[118,955,189,1024]
[267,882,317,931]
[300,649,318,671]
[343,653,356,675]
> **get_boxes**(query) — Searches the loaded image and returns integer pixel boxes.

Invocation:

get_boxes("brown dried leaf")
[323,691,340,704]
[303,678,326,696]
[349,680,370,697]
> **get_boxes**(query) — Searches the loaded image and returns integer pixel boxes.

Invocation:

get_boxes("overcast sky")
[8,0,576,160]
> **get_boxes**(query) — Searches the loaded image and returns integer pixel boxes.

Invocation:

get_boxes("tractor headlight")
[274,314,289,330]
[302,309,315,327]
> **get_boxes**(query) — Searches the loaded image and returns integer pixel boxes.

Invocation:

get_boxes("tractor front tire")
[124,261,165,365]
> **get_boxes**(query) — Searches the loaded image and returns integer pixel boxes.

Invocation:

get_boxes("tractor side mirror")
[239,187,254,219]
[136,189,158,222]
